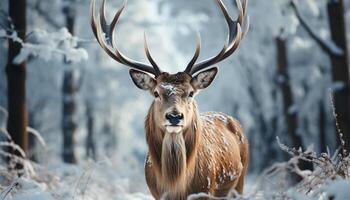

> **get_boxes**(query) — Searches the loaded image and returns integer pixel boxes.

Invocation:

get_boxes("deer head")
[90,0,249,135]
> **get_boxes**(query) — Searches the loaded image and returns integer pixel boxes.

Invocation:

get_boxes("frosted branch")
[0,28,88,64]
[290,0,343,57]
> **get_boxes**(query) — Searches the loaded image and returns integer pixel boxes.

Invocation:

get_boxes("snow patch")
[160,83,178,96]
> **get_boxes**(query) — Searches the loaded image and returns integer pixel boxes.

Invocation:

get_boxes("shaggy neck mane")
[145,102,201,195]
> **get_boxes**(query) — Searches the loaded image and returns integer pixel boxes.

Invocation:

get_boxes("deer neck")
[145,102,201,195]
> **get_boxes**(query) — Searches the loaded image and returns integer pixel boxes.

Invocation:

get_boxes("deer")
[90,0,249,199]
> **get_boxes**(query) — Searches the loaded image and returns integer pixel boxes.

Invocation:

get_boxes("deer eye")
[154,91,160,98]
[189,91,194,98]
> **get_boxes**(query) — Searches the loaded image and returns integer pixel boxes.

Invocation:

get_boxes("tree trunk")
[85,103,96,160]
[276,35,313,181]
[276,36,303,149]
[61,0,78,163]
[319,101,327,153]
[327,0,350,152]
[6,0,28,171]
[61,70,78,163]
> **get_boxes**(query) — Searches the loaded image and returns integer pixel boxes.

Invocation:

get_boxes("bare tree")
[291,0,350,153]
[61,0,80,163]
[102,113,118,157]
[6,0,28,171]
[276,32,303,151]
[276,32,313,181]
[85,101,96,160]
[61,70,82,163]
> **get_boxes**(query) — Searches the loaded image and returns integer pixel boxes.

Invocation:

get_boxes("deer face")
[130,68,218,134]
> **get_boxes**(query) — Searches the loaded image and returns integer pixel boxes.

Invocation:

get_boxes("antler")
[90,0,161,76]
[184,0,249,75]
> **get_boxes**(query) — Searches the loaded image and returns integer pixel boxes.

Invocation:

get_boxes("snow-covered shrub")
[0,107,37,177]
[231,137,350,200]
[275,135,350,200]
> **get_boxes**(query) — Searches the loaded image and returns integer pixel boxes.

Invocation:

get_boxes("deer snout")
[165,112,184,126]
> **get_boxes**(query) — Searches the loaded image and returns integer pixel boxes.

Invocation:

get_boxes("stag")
[90,0,249,199]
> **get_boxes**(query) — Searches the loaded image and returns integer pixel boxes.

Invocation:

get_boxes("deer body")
[143,73,249,199]
[90,0,250,199]
[146,111,248,199]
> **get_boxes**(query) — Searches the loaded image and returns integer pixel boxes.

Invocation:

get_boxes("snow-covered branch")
[290,0,343,57]
[0,28,88,64]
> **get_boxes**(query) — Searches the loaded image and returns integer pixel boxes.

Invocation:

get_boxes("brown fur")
[144,73,249,200]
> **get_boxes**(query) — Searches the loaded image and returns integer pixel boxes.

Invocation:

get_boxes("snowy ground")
[1,158,349,200]
[1,161,153,200]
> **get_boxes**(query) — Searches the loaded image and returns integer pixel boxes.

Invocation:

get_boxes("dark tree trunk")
[63,0,76,35]
[61,71,78,163]
[85,103,96,160]
[276,36,303,149]
[327,0,350,152]
[276,35,313,181]
[61,0,78,163]
[6,0,28,171]
[319,101,327,153]
[103,121,118,157]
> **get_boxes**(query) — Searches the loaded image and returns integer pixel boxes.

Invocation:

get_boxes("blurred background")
[0,0,350,198]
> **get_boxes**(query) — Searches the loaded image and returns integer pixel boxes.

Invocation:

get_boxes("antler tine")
[218,0,248,57]
[242,16,250,37]
[90,0,101,45]
[187,0,249,75]
[109,0,126,47]
[184,32,201,74]
[91,0,121,60]
[217,0,237,43]
[100,0,108,38]
[90,0,161,76]
[236,0,244,28]
[190,44,227,75]
[218,23,242,61]
[144,32,161,75]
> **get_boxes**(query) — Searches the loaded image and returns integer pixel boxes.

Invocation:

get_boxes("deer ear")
[129,69,156,90]
[191,67,218,90]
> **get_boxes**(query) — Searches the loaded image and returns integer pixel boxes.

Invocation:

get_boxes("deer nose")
[165,112,184,125]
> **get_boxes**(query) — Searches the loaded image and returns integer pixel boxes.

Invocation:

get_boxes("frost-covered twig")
[329,90,348,158]
[0,178,19,200]
[0,106,8,119]
[0,127,12,141]
[72,160,109,200]
[0,116,37,177]
[277,136,350,196]
[27,127,46,148]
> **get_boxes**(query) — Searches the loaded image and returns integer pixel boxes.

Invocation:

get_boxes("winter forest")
[0,0,350,199]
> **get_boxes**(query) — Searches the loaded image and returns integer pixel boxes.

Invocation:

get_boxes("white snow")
[207,177,211,189]
[1,162,154,200]
[200,112,228,125]
[160,83,178,96]
[321,180,350,200]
